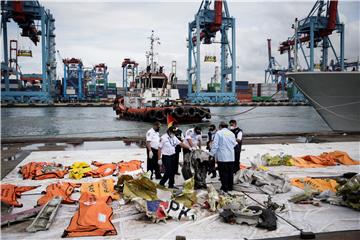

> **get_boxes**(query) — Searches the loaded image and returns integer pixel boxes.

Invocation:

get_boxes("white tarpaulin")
[1,142,359,239]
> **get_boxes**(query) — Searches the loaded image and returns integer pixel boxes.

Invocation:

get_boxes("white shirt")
[183,128,202,148]
[146,128,160,150]
[210,128,237,162]
[159,133,181,156]
[237,131,243,141]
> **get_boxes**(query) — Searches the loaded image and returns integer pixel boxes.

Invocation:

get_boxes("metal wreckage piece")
[219,194,280,231]
[1,205,42,226]
[26,196,62,233]
[182,150,211,189]
[135,198,197,223]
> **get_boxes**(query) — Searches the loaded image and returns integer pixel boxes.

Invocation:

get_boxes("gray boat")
[287,72,360,132]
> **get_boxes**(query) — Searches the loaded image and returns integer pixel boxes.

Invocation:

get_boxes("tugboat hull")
[113,98,211,123]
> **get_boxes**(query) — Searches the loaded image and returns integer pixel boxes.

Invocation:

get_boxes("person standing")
[172,122,183,175]
[229,119,243,174]
[206,124,217,178]
[183,126,202,158]
[210,122,237,192]
[146,122,161,180]
[158,126,191,189]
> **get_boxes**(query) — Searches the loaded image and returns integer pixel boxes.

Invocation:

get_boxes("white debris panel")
[1,141,359,239]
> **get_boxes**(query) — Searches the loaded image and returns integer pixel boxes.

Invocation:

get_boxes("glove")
[158,159,162,165]
[149,151,153,159]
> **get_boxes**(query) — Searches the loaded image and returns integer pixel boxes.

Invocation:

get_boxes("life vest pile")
[290,151,359,168]
[62,193,117,238]
[19,162,68,180]
[88,161,118,178]
[1,184,38,207]
[118,160,142,174]
[68,162,92,180]
[37,182,81,206]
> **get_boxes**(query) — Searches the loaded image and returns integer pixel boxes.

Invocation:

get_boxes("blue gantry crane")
[187,0,237,103]
[92,63,109,98]
[1,0,56,103]
[279,0,344,71]
[122,58,138,94]
[265,39,305,102]
[62,58,84,100]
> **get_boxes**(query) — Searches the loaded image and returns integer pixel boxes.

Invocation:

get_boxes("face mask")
[209,128,214,132]
[154,128,160,132]
[230,126,235,130]
[195,131,201,135]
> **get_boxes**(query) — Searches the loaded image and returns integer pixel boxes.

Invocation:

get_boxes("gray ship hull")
[287,72,360,132]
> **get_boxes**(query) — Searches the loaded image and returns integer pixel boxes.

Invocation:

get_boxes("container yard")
[1,0,359,240]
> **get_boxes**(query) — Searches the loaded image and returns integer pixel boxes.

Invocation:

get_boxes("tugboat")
[113,31,211,123]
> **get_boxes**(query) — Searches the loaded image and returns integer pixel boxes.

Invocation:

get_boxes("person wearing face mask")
[158,126,191,188]
[206,124,217,178]
[146,121,161,180]
[229,119,243,174]
[183,126,202,159]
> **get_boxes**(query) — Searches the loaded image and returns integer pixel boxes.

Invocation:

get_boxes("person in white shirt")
[183,126,202,158]
[210,122,237,192]
[146,122,161,180]
[229,119,243,174]
[158,126,191,188]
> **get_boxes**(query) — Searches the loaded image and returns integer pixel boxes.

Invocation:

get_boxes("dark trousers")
[147,148,161,179]
[233,145,241,174]
[160,154,176,188]
[218,161,234,192]
[174,148,180,174]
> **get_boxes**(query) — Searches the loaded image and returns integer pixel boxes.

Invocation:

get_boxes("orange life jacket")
[87,161,118,178]
[290,151,359,168]
[19,162,68,180]
[80,179,119,200]
[320,151,359,165]
[62,193,117,238]
[291,177,338,192]
[1,184,38,207]
[37,182,81,206]
[118,160,142,174]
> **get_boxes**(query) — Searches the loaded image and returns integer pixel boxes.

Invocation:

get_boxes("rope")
[197,88,282,117]
[294,83,360,122]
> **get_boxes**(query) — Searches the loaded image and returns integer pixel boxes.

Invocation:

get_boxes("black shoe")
[155,175,162,180]
[169,186,179,189]
[175,172,180,175]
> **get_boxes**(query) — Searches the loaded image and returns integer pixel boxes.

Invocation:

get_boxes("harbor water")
[1,106,331,139]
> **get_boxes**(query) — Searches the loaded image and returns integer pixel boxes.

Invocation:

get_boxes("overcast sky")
[5,0,360,86]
